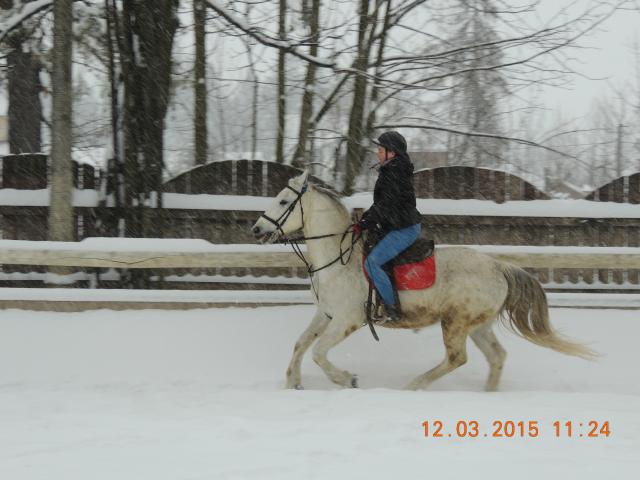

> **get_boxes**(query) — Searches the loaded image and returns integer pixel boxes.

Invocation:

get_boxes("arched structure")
[412,166,548,203]
[163,159,331,196]
[585,173,640,203]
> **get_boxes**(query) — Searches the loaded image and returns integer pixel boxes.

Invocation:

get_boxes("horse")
[251,170,596,391]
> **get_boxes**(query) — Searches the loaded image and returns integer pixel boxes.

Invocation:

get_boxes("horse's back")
[396,246,508,326]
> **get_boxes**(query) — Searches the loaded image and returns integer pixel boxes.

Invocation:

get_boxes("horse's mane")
[310,183,350,218]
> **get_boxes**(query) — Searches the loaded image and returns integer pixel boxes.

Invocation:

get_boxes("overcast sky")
[1,1,637,140]
[534,0,639,120]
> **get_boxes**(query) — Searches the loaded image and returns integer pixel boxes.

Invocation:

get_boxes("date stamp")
[421,420,611,438]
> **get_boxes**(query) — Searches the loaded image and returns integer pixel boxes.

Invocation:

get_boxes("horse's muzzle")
[252,225,278,244]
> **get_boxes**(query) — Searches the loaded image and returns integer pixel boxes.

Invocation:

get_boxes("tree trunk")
[48,0,74,242]
[121,0,178,239]
[363,0,391,153]
[291,0,320,169]
[109,0,177,287]
[1,0,43,154]
[275,0,286,163]
[194,0,208,165]
[343,0,371,195]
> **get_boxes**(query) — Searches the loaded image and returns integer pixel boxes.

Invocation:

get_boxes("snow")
[0,305,638,479]
[162,192,271,210]
[1,188,639,218]
[0,0,52,44]
[141,195,640,218]
[0,287,638,308]
[0,237,296,253]
[0,287,312,304]
[346,195,640,218]
[0,188,99,207]
[548,293,640,308]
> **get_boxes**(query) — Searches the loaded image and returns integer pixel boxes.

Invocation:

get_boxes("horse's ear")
[293,169,310,187]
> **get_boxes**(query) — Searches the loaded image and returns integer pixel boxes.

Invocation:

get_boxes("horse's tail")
[497,263,598,360]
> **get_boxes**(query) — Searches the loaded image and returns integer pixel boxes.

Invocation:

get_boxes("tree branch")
[375,123,579,160]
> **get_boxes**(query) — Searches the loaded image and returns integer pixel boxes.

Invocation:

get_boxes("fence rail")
[0,239,639,310]
[1,239,639,269]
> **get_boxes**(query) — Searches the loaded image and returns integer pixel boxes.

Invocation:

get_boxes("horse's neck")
[302,190,361,272]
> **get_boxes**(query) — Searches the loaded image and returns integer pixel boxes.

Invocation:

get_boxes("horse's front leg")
[285,309,331,389]
[312,312,362,388]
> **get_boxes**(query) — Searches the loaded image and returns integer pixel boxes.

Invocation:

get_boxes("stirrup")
[363,302,385,325]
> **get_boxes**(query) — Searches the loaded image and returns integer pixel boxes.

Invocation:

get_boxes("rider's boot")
[376,303,402,324]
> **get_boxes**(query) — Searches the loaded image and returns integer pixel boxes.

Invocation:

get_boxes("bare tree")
[291,0,320,168]
[241,30,260,159]
[194,0,208,165]
[119,0,178,239]
[343,0,376,195]
[276,0,286,163]
[444,0,509,168]
[1,0,43,154]
[167,1,629,193]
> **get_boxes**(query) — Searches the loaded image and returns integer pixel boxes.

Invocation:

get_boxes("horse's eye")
[280,200,288,206]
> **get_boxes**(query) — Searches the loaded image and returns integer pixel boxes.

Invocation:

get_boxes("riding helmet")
[373,131,407,154]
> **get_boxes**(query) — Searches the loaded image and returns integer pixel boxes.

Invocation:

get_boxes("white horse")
[251,170,595,391]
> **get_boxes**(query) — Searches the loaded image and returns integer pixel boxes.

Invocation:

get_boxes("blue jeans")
[364,223,421,305]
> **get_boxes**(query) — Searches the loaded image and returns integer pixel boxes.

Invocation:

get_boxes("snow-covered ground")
[0,305,638,479]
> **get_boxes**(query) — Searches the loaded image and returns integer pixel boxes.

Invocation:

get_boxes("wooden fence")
[0,240,638,310]
[1,155,639,291]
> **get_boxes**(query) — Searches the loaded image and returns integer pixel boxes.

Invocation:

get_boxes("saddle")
[363,233,436,289]
[362,231,437,338]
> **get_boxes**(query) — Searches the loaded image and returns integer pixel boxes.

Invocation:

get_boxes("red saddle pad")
[363,253,436,291]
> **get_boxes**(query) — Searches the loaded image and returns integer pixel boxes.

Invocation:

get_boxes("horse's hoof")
[350,375,359,388]
[285,381,304,390]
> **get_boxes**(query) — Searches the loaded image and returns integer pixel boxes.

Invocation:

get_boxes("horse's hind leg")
[285,309,331,389]
[312,315,361,388]
[406,319,469,390]
[470,323,507,392]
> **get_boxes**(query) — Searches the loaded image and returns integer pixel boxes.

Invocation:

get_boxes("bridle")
[258,184,309,239]
[258,182,362,300]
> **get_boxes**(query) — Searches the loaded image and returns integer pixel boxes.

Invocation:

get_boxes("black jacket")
[359,153,422,235]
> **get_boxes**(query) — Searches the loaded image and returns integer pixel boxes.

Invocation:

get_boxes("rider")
[354,131,422,323]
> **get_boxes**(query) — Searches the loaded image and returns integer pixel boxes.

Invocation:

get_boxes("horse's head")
[252,170,310,244]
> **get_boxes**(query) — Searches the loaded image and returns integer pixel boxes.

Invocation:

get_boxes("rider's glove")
[352,222,365,234]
